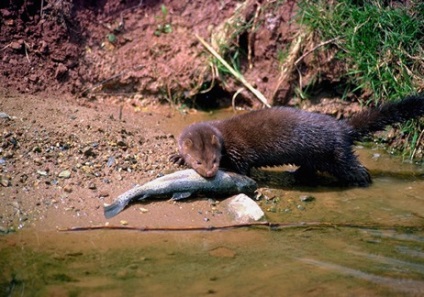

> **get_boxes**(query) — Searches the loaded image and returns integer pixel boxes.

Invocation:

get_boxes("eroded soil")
[0,0,309,105]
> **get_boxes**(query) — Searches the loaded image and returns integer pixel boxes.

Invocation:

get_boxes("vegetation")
[298,0,424,159]
[298,0,424,103]
[154,4,173,36]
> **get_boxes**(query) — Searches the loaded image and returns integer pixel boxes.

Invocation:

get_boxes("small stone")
[63,184,73,193]
[107,156,116,167]
[0,112,11,120]
[37,170,48,176]
[297,205,305,211]
[299,195,315,202]
[120,220,128,226]
[266,206,277,213]
[98,191,109,198]
[58,170,71,179]
[372,153,381,160]
[83,147,96,157]
[88,182,97,190]
[0,176,11,187]
[139,207,149,213]
[10,40,23,51]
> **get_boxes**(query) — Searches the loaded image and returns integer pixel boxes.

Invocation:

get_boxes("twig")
[1,43,12,51]
[78,65,144,97]
[294,36,341,66]
[40,0,44,19]
[196,34,271,108]
[57,221,424,233]
[119,105,123,121]
[80,70,128,96]
[248,3,262,70]
[270,31,307,104]
[232,88,245,111]
[23,41,31,63]
[200,62,216,94]
[410,128,424,161]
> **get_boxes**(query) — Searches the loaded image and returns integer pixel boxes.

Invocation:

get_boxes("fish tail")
[104,200,127,219]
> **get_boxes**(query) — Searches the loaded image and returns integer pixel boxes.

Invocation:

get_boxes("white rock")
[226,194,265,223]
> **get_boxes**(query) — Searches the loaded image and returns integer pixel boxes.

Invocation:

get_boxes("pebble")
[98,191,109,198]
[0,112,11,119]
[88,182,97,190]
[226,194,265,223]
[37,170,48,176]
[59,170,71,178]
[0,176,11,187]
[10,40,23,50]
[107,156,116,167]
[63,184,73,193]
[299,195,315,202]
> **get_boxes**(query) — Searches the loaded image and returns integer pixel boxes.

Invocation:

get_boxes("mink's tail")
[347,94,424,140]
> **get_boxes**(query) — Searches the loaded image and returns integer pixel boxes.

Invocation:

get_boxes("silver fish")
[104,169,257,218]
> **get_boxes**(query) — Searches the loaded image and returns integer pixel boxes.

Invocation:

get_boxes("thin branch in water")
[57,221,424,233]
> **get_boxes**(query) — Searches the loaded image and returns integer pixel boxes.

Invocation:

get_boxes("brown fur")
[171,94,424,187]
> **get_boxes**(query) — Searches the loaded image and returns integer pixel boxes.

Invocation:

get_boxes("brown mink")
[171,94,424,187]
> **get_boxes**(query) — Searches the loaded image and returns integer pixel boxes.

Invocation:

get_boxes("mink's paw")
[169,153,185,165]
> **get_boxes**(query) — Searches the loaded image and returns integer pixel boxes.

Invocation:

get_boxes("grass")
[298,0,424,159]
[154,5,172,37]
[298,0,424,104]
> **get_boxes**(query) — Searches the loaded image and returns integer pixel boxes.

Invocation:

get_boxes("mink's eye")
[196,161,202,165]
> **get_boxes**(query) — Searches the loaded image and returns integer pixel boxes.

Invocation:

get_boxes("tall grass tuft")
[298,0,424,104]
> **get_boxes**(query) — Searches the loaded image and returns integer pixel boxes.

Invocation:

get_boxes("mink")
[171,94,424,187]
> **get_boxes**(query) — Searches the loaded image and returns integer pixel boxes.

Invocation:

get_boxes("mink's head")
[179,123,222,178]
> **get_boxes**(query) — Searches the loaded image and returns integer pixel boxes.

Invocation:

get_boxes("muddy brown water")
[1,109,424,296]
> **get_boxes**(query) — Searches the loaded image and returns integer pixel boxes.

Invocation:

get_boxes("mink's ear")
[182,138,193,150]
[211,134,219,146]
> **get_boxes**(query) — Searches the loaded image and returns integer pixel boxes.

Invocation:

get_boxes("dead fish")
[104,169,257,219]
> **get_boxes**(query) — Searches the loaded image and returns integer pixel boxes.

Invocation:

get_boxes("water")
[1,137,424,296]
[1,225,424,296]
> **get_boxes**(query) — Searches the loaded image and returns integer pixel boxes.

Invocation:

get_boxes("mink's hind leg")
[326,154,371,187]
[293,165,320,186]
